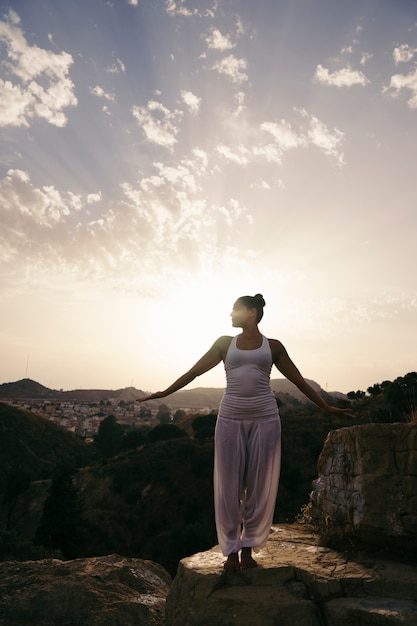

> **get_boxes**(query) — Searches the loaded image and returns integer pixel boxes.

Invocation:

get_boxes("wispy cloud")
[165,0,198,17]
[181,89,201,114]
[360,52,373,66]
[261,111,344,165]
[217,144,250,166]
[105,58,126,74]
[314,64,369,87]
[131,99,183,147]
[90,85,116,102]
[261,120,304,150]
[0,146,253,286]
[205,27,234,50]
[212,54,248,83]
[387,67,417,109]
[393,43,417,65]
[303,111,345,164]
[0,9,77,127]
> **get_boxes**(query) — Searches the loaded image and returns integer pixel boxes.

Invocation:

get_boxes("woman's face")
[230,300,255,327]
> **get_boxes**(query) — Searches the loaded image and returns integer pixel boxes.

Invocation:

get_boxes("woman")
[137,294,354,571]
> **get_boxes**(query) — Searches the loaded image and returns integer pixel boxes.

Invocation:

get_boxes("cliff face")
[310,423,417,549]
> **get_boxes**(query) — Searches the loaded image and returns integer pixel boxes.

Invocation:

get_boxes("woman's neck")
[240,324,261,338]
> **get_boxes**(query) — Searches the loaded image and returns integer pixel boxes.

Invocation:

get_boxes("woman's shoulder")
[215,335,234,347]
[267,337,285,354]
[213,335,234,358]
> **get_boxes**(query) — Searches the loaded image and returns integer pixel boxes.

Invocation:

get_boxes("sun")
[128,264,292,391]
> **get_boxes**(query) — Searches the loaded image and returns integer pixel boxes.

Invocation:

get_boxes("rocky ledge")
[0,554,171,626]
[166,524,417,626]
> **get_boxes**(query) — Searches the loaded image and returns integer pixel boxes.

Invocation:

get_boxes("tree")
[123,427,145,450]
[383,372,417,422]
[347,390,366,401]
[173,409,186,423]
[192,413,217,440]
[35,465,85,559]
[367,383,382,397]
[3,470,32,530]
[148,423,188,443]
[96,415,124,457]
[139,405,152,418]
[156,403,171,424]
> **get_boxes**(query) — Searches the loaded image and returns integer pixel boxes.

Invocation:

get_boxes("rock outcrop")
[310,423,417,549]
[0,554,171,626]
[166,524,417,626]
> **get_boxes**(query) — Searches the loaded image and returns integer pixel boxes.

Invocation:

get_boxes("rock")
[0,554,171,626]
[165,524,417,626]
[324,597,417,626]
[310,423,417,549]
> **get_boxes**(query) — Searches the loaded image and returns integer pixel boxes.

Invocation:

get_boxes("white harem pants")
[214,415,281,556]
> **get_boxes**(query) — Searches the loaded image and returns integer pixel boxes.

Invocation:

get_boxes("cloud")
[213,54,248,84]
[140,150,207,197]
[250,179,271,191]
[131,99,183,147]
[181,89,201,114]
[233,91,246,116]
[0,9,77,127]
[360,52,373,66]
[261,120,304,150]
[217,144,250,166]
[393,44,417,65]
[0,150,253,287]
[205,27,234,50]
[0,169,71,264]
[165,0,198,17]
[261,111,344,165]
[314,64,369,87]
[90,86,115,102]
[387,67,417,109]
[87,192,102,204]
[303,111,345,164]
[105,58,126,74]
[214,198,247,226]
[252,144,282,164]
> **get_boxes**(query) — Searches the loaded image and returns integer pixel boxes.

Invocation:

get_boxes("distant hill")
[0,379,147,402]
[0,378,346,408]
[0,403,96,490]
[0,379,59,400]
[168,378,345,409]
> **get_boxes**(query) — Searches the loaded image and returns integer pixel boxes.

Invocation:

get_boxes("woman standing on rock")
[137,294,354,571]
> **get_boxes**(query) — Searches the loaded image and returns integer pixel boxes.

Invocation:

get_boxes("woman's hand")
[327,405,356,419]
[136,391,163,402]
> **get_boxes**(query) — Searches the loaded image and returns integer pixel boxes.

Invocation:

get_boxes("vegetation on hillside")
[0,372,415,574]
[0,403,96,490]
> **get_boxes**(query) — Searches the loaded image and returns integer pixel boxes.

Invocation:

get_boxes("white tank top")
[219,335,279,420]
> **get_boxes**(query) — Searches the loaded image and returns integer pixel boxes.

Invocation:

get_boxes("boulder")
[310,423,417,549]
[165,524,417,626]
[0,554,171,626]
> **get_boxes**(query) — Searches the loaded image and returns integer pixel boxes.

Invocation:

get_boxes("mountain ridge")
[0,377,347,407]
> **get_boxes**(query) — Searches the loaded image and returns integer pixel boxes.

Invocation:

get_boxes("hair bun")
[253,294,266,307]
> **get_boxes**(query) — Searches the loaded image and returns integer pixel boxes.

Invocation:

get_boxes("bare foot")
[240,547,257,569]
[223,552,240,572]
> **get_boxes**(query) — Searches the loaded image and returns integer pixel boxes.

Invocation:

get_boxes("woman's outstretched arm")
[270,339,355,418]
[136,335,231,402]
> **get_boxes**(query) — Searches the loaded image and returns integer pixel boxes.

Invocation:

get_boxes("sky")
[0,0,416,395]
